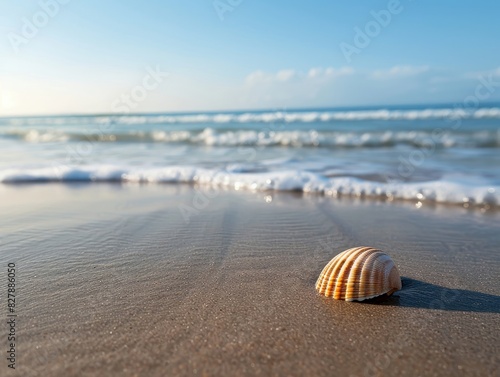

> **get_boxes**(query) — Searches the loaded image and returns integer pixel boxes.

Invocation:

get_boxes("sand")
[1,183,499,377]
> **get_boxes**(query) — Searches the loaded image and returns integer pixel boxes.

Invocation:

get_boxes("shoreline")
[1,180,498,213]
[2,184,499,376]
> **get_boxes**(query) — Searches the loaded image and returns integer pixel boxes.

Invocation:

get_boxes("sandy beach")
[3,1,500,376]
[1,183,499,376]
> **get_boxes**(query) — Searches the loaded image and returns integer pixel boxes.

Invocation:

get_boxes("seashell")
[316,246,402,301]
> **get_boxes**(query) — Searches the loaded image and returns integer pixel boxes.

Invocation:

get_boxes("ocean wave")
[1,165,497,208]
[2,128,499,148]
[2,107,500,126]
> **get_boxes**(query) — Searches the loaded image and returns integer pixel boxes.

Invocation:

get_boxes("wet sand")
[1,183,499,377]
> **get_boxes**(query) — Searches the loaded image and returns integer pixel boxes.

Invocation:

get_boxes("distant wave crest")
[2,128,499,148]
[2,107,500,127]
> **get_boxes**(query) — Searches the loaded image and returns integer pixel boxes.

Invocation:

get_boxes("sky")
[0,0,500,116]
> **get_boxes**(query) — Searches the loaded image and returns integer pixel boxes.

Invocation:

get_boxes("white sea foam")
[3,128,499,148]
[2,107,500,127]
[1,165,497,208]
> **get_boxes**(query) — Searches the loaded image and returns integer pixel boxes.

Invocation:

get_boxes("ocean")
[1,104,499,209]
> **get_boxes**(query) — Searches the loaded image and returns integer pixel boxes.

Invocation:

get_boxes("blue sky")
[0,0,499,116]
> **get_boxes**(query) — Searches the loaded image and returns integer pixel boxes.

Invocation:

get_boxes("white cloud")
[307,66,354,79]
[307,67,323,79]
[276,69,297,82]
[244,70,270,85]
[464,66,500,79]
[326,66,354,78]
[371,65,430,79]
[246,66,354,85]
[429,76,456,84]
[245,70,294,85]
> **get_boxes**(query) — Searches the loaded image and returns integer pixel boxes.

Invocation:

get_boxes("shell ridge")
[316,249,349,292]
[316,247,401,301]
[356,250,381,300]
[320,247,359,297]
[346,248,375,300]
[318,256,342,295]
[334,247,372,300]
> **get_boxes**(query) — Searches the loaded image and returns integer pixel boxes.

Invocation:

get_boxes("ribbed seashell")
[316,247,402,301]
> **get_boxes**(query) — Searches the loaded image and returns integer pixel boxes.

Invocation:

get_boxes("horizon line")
[2,100,500,120]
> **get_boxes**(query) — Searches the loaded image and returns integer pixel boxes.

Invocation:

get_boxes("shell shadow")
[362,277,500,313]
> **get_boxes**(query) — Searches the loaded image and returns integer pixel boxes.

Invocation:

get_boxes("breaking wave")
[2,128,499,148]
[2,107,500,127]
[0,165,497,208]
